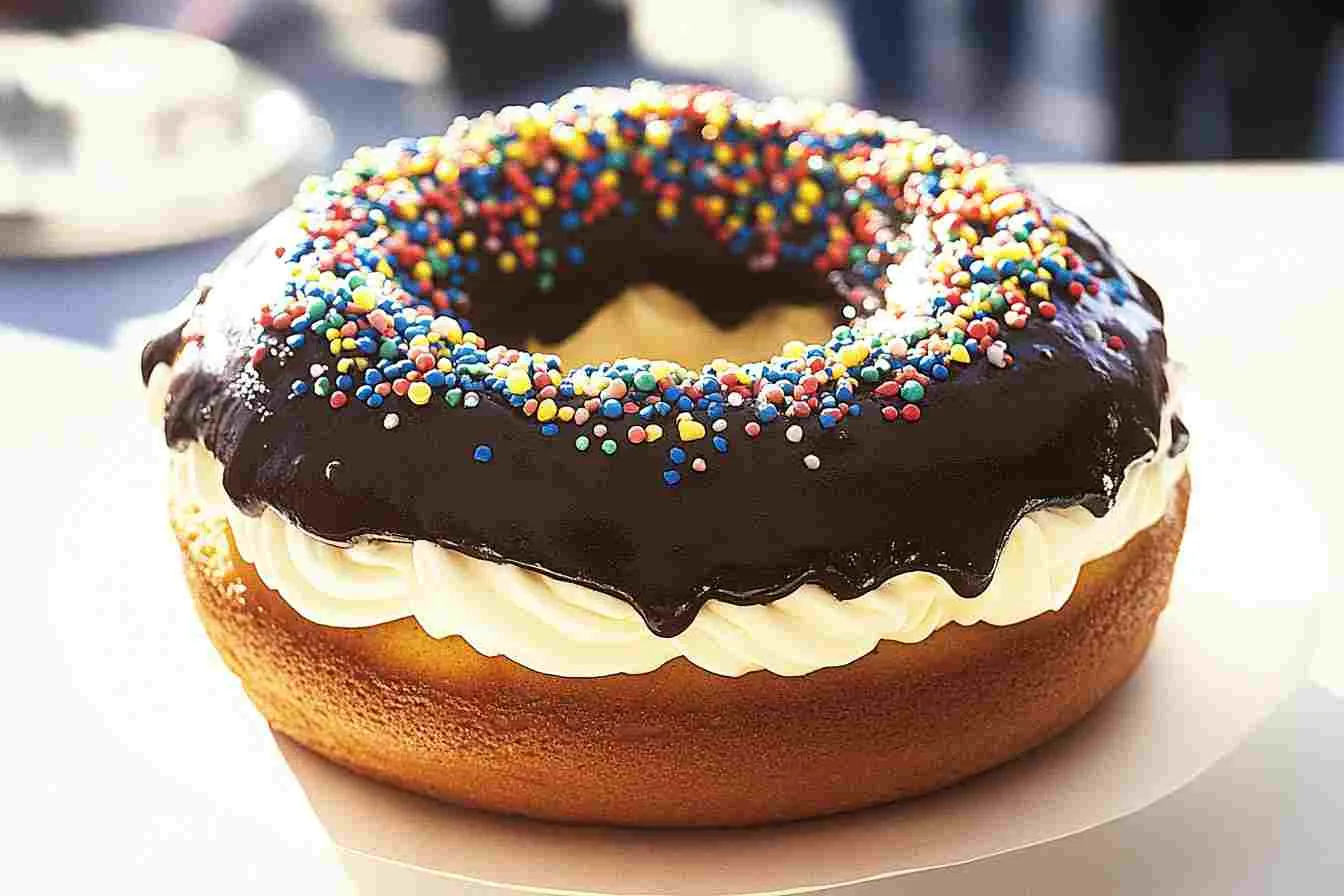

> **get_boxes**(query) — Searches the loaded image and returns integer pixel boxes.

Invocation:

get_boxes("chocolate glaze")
[147,176,1181,639]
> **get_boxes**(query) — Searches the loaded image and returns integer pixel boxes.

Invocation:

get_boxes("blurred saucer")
[0,26,328,258]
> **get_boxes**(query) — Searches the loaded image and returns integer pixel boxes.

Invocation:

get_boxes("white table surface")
[3,163,1341,893]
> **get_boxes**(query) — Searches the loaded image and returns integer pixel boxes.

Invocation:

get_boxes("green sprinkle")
[575,435,590,451]
[600,439,617,455]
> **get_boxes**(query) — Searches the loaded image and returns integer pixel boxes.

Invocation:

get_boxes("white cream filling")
[156,363,1186,677]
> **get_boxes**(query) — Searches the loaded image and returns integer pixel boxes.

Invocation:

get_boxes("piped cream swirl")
[159,362,1186,677]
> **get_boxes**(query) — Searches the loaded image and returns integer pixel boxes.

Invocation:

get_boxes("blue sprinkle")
[932,364,949,381]
[663,470,681,487]
[601,398,623,419]
[366,393,384,408]
[285,334,306,349]
[290,380,308,395]
[335,374,354,391]
[473,445,493,463]
[669,447,687,465]
[540,423,559,436]
[712,436,728,453]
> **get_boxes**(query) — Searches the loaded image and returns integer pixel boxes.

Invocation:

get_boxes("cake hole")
[526,284,836,371]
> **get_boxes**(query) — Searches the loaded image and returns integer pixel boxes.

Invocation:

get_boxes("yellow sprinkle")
[506,369,532,395]
[797,179,823,205]
[645,119,672,148]
[838,344,869,367]
[412,260,432,282]
[431,317,463,343]
[949,344,972,364]
[458,232,477,252]
[782,340,807,359]
[677,414,707,442]
[558,406,575,422]
[792,203,813,224]
[350,285,377,311]
[755,202,776,224]
[537,398,557,422]
[1030,281,1051,300]
[341,337,357,351]
[498,252,518,273]
[407,381,432,405]
[645,424,664,443]
[533,186,555,208]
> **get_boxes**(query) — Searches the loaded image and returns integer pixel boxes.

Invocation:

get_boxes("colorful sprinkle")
[245,82,1126,490]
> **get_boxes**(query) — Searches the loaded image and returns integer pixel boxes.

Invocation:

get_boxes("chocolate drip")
[147,200,1172,638]
[145,91,1180,640]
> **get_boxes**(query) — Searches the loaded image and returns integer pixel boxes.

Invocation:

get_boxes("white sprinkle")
[1082,321,1103,341]
[987,341,1008,369]
[383,413,400,430]
[786,424,804,443]
[692,458,707,472]
[727,392,744,407]
[712,418,728,432]
[594,424,608,437]
[464,392,480,408]
[309,363,327,377]
[803,454,821,470]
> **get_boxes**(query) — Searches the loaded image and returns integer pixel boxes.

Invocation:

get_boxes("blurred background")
[2,0,1342,332]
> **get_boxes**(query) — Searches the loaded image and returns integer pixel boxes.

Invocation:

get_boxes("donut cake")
[143,83,1190,827]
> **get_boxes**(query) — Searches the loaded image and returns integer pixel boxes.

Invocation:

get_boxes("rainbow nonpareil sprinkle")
[246,82,1132,486]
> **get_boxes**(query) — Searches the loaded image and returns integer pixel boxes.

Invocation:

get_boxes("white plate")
[265,392,1323,895]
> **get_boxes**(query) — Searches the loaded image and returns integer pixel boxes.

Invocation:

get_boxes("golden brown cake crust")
[171,474,1189,827]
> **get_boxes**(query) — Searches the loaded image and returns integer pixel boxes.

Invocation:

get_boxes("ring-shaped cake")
[145,82,1190,825]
